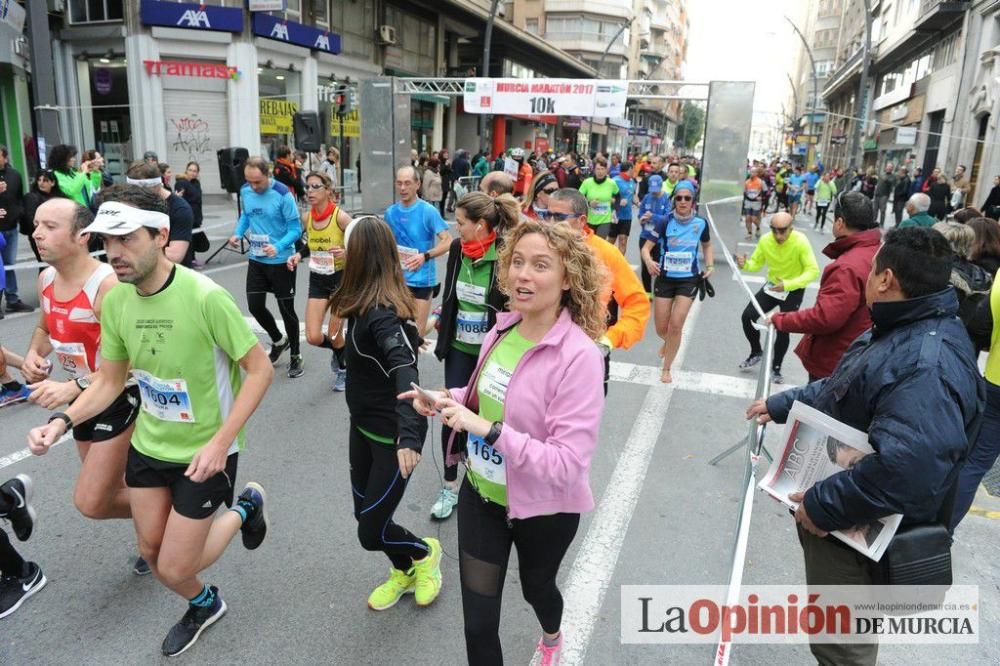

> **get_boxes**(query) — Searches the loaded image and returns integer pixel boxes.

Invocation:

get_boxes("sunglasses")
[305,183,326,191]
[770,225,791,234]
[674,195,693,202]
[542,187,559,194]
[540,211,576,222]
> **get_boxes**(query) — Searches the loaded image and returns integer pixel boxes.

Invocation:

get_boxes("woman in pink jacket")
[403,220,606,665]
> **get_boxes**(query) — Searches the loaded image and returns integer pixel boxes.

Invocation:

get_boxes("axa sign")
[139,0,243,34]
[252,14,341,54]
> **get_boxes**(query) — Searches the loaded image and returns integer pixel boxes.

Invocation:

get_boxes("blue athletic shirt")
[786,174,807,197]
[613,175,635,220]
[385,198,449,288]
[234,180,302,265]
[638,193,672,242]
[653,212,710,279]
[805,172,820,190]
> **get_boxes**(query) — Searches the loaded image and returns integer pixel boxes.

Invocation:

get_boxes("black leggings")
[349,424,429,571]
[815,204,830,230]
[0,492,26,576]
[442,346,479,483]
[458,479,580,665]
[247,293,300,356]
[741,286,806,371]
[638,235,661,293]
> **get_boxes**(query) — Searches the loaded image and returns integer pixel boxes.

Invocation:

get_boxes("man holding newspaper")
[747,226,985,666]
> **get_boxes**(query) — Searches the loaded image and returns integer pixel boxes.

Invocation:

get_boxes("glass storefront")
[86,55,130,181]
[258,65,302,159]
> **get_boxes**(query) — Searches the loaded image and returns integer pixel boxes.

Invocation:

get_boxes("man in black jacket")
[891,167,911,226]
[747,226,985,666]
[0,147,31,313]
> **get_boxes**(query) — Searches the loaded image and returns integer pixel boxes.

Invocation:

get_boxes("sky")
[684,0,806,131]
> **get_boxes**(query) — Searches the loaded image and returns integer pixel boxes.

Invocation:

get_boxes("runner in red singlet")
[20,198,147,574]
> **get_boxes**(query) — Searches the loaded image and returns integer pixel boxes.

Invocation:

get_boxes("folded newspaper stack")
[758,401,902,562]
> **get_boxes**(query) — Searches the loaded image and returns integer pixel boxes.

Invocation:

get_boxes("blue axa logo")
[177,9,210,29]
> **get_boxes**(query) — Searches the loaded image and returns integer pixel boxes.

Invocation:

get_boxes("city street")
[0,199,997,664]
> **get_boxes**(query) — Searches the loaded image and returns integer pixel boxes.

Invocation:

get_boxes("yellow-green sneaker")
[412,537,443,607]
[367,568,415,611]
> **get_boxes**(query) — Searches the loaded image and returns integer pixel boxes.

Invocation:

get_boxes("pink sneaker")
[536,633,562,665]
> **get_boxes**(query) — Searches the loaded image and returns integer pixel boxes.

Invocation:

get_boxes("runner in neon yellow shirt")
[578,156,620,240]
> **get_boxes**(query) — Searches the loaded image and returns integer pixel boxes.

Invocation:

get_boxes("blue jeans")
[951,380,1000,530]
[1,228,17,302]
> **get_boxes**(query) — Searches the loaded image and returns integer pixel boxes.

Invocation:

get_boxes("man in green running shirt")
[27,185,275,657]
[578,156,621,240]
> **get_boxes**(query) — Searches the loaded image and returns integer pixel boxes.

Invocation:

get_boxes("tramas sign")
[463,78,628,118]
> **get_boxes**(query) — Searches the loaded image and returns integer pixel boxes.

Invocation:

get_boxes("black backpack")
[952,259,994,352]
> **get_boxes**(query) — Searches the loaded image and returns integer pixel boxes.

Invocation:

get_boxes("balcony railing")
[916,0,969,31]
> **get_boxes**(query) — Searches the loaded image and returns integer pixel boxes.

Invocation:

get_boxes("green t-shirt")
[579,177,619,227]
[99,266,259,464]
[452,242,497,356]
[468,326,536,506]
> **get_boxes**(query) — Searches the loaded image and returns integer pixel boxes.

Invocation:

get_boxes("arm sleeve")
[274,194,304,254]
[429,205,449,235]
[168,202,194,244]
[605,247,650,349]
[783,239,821,291]
[803,370,970,531]
[203,288,260,362]
[234,192,250,238]
[97,289,128,362]
[743,241,766,273]
[369,309,428,452]
[765,379,828,424]
[496,348,604,490]
[772,264,858,334]
[700,223,710,242]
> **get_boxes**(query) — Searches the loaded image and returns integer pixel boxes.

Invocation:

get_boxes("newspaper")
[758,401,902,562]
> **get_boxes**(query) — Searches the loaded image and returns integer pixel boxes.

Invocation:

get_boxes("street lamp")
[479,0,502,154]
[597,18,634,76]
[848,0,873,169]
[784,16,819,154]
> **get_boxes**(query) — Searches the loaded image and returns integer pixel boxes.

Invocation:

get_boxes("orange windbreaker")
[582,226,649,349]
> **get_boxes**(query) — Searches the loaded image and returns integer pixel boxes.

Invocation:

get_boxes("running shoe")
[5,300,35,313]
[536,633,563,666]
[268,336,290,364]
[0,385,31,407]
[160,588,227,656]
[236,482,268,550]
[738,354,762,371]
[133,555,152,576]
[333,368,347,393]
[430,487,458,520]
[0,474,36,541]
[412,537,443,607]
[287,354,304,379]
[0,562,47,619]
[771,369,785,385]
[367,568,415,611]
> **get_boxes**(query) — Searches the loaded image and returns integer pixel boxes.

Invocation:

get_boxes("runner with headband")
[29,193,273,655]
[286,172,352,391]
[328,216,442,612]
[522,172,559,221]
[429,192,519,520]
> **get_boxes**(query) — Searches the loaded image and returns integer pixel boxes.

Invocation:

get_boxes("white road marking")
[245,317,307,341]
[0,432,73,471]
[538,301,704,666]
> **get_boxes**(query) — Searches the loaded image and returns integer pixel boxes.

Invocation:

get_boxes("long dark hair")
[48,144,78,174]
[969,217,1000,262]
[328,216,416,321]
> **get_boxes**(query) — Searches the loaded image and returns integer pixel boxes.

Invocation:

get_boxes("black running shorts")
[73,385,141,443]
[307,270,343,300]
[246,260,296,300]
[653,275,700,299]
[125,447,239,520]
[408,285,434,300]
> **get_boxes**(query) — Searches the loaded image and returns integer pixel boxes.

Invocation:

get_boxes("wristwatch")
[485,421,503,446]
[74,376,91,391]
[48,411,73,430]
[423,251,432,263]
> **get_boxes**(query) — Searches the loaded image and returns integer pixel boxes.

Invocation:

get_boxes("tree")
[678,101,705,150]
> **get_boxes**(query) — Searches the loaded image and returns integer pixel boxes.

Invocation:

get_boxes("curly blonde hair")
[497,220,608,340]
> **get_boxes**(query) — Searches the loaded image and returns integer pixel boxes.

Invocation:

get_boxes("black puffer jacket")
[767,288,985,531]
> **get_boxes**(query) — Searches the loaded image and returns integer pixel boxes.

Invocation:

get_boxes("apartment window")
[526,18,539,34]
[932,31,960,68]
[326,0,375,59]
[307,0,328,26]
[384,5,436,75]
[68,0,124,24]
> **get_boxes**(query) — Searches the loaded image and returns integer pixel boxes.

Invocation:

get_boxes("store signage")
[463,78,628,118]
[94,68,113,95]
[328,109,360,138]
[863,139,878,151]
[139,0,243,33]
[260,99,298,134]
[628,127,649,136]
[248,0,286,10]
[144,60,241,80]
[252,14,341,54]
[830,136,847,145]
[562,117,582,128]
[896,127,917,145]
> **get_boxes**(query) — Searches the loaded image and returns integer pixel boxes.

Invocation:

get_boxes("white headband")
[126,176,164,187]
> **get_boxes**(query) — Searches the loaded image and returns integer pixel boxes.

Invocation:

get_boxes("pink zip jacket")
[446,309,605,519]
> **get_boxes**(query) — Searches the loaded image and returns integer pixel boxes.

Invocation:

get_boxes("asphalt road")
[0,200,997,665]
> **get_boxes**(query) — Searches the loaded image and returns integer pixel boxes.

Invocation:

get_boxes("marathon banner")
[463,78,628,118]
[620,585,979,647]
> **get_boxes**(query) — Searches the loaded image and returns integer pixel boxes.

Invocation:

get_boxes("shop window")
[68,0,124,24]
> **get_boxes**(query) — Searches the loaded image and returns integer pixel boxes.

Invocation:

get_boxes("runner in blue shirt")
[611,163,636,254]
[804,167,821,216]
[637,175,673,295]
[785,166,807,219]
[384,166,452,333]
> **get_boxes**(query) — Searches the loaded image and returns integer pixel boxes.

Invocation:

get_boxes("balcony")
[544,0,631,20]
[546,31,628,57]
[915,0,968,32]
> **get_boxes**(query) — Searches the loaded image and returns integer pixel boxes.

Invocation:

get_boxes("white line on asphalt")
[0,432,72,472]
[741,274,819,290]
[244,317,307,341]
[539,300,703,666]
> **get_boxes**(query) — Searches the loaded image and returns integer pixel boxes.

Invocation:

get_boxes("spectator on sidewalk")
[766,193,881,381]
[980,175,1000,220]
[899,193,937,228]
[0,146,31,313]
[273,145,305,201]
[892,168,911,226]
[969,217,1000,276]
[929,173,952,220]
[748,225,985,666]
[22,170,62,263]
[873,165,894,227]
